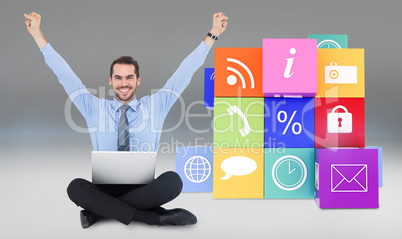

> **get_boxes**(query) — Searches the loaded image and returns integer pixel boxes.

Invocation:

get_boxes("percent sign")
[277,110,302,135]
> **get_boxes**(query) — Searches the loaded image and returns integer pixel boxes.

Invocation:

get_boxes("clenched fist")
[210,12,228,37]
[24,12,42,36]
[24,12,48,49]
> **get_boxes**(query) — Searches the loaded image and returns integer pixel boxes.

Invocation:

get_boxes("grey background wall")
[0,0,401,238]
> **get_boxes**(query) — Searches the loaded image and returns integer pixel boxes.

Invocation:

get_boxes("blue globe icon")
[184,156,211,183]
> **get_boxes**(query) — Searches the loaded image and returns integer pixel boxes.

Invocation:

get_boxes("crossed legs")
[67,171,183,225]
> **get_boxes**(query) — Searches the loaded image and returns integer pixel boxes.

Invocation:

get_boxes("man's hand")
[24,12,48,49]
[210,12,228,37]
[203,12,228,47]
[24,12,42,36]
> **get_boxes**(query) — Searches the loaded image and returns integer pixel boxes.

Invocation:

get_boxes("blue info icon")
[175,147,213,192]
[264,98,315,148]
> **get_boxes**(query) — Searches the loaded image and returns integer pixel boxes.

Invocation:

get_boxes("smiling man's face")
[109,63,140,104]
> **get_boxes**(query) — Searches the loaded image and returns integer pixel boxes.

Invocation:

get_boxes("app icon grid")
[186,34,381,208]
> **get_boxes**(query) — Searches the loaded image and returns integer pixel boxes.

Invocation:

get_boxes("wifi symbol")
[226,58,255,89]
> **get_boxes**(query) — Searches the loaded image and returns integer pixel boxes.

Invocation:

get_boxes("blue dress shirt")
[41,42,211,151]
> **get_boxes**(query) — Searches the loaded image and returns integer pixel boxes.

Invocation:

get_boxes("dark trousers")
[67,171,183,225]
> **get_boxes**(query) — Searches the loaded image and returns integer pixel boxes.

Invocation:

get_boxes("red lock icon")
[327,105,353,133]
[315,98,365,148]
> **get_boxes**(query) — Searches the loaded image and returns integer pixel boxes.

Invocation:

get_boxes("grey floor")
[1,138,400,239]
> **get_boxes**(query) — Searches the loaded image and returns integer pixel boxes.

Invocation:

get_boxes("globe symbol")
[184,156,211,183]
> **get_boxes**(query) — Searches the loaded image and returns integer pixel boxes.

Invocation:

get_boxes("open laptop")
[92,151,157,185]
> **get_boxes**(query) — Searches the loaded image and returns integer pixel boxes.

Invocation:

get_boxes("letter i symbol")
[284,48,296,79]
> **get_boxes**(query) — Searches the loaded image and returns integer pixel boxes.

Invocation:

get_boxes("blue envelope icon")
[331,164,368,193]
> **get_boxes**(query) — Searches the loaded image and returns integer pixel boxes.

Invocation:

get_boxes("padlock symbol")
[327,105,353,133]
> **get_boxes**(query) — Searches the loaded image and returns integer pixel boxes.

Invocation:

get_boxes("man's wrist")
[31,30,43,38]
[31,30,48,49]
[207,32,218,41]
[31,29,43,37]
[209,28,221,37]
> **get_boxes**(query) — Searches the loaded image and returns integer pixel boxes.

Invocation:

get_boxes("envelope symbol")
[331,164,368,193]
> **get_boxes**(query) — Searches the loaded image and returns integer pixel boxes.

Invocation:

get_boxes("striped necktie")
[118,105,130,151]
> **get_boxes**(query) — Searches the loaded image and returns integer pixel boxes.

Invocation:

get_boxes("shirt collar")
[113,96,139,112]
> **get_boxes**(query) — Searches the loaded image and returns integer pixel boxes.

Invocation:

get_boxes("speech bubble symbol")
[220,156,257,180]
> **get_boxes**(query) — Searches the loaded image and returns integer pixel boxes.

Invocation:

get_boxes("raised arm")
[203,12,228,48]
[153,12,228,115]
[24,12,48,49]
[24,12,98,120]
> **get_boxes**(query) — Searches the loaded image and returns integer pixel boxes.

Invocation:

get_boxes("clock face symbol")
[317,39,342,49]
[272,155,307,191]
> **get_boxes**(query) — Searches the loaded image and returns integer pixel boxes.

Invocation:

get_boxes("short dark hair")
[110,56,140,78]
